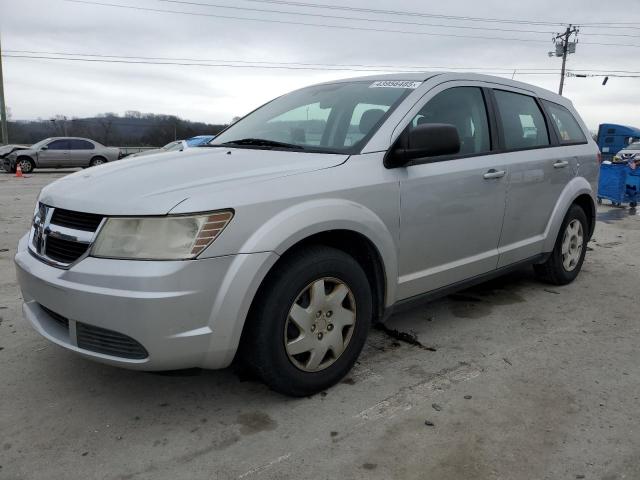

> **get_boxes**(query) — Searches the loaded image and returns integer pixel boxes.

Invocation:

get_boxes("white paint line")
[354,363,482,425]
[237,453,292,479]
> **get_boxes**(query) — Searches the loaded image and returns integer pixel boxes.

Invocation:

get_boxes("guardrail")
[118,146,157,155]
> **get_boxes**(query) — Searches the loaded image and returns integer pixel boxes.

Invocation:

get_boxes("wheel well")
[573,194,596,239]
[255,230,387,324]
[17,155,33,163]
[91,155,107,163]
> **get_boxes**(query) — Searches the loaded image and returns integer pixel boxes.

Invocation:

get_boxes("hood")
[6,147,35,157]
[0,144,28,157]
[39,147,348,215]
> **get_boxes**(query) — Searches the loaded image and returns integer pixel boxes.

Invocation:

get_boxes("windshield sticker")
[369,80,422,89]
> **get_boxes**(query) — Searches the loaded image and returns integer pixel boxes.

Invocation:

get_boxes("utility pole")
[0,31,8,145]
[550,25,579,96]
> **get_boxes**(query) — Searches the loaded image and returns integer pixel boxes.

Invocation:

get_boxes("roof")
[310,71,566,105]
[598,124,640,135]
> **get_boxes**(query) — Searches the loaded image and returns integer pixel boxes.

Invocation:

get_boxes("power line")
[195,0,640,31]
[6,50,640,74]
[64,1,640,47]
[160,1,640,39]
[64,0,551,44]
[0,50,566,71]
[208,0,569,26]
[158,0,558,35]
[5,54,640,80]
[3,54,566,75]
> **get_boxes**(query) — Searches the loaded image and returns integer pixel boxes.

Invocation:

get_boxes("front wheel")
[17,157,35,173]
[534,204,588,285]
[241,246,372,396]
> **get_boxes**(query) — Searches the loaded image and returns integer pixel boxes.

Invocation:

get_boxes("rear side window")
[47,140,71,150]
[542,101,587,144]
[411,87,491,155]
[493,90,549,150]
[70,139,95,150]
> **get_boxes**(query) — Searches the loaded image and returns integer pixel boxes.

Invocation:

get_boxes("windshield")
[211,80,418,153]
[186,135,215,147]
[31,138,52,149]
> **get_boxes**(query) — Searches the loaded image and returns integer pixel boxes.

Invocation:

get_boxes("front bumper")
[15,234,278,370]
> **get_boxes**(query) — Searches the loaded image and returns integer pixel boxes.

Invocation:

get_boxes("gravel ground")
[1,170,639,480]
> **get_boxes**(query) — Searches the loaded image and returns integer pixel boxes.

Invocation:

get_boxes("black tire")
[597,197,602,205]
[241,245,372,397]
[90,156,107,167]
[16,157,35,173]
[534,204,588,285]
[630,201,638,208]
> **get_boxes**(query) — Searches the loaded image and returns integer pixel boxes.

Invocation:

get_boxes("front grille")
[50,208,104,231]
[76,322,148,360]
[45,236,90,264]
[40,305,69,330]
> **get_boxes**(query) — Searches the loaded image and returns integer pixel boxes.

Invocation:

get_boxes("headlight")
[91,210,233,260]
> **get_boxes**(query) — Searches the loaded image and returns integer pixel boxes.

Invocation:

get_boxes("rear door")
[69,139,96,166]
[396,84,508,300]
[491,89,576,267]
[37,139,70,167]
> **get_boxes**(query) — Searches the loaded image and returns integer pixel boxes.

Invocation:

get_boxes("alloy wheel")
[18,159,32,173]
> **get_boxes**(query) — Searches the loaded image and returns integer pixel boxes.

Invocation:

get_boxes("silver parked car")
[15,73,599,396]
[5,137,119,173]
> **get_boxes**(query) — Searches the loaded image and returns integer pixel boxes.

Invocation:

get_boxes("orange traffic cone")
[15,164,24,178]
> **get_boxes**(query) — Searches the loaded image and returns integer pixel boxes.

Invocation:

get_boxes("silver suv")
[4,137,119,173]
[15,73,599,396]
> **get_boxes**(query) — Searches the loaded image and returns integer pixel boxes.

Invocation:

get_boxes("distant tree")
[7,112,228,146]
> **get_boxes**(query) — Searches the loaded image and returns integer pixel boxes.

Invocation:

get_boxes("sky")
[1,0,639,131]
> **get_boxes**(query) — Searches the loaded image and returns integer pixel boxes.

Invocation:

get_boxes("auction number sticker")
[369,80,422,89]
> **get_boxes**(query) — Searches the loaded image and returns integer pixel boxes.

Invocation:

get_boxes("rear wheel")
[241,246,372,396]
[17,157,35,173]
[90,157,107,167]
[534,204,588,285]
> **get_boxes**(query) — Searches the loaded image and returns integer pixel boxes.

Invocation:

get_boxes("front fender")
[239,199,398,307]
[542,176,596,252]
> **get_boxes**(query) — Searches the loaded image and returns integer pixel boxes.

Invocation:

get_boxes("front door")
[396,86,508,300]
[37,139,71,167]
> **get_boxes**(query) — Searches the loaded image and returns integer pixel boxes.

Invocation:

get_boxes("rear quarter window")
[493,90,549,150]
[542,101,587,144]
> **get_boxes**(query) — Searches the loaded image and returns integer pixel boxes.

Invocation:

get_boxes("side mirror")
[40,145,48,151]
[385,123,460,168]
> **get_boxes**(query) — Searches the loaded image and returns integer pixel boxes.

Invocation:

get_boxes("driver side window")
[411,87,491,156]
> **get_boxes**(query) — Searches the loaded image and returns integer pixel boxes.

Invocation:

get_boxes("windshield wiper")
[218,138,305,150]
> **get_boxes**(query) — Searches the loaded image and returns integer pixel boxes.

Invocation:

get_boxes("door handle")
[483,169,506,179]
[553,160,569,168]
